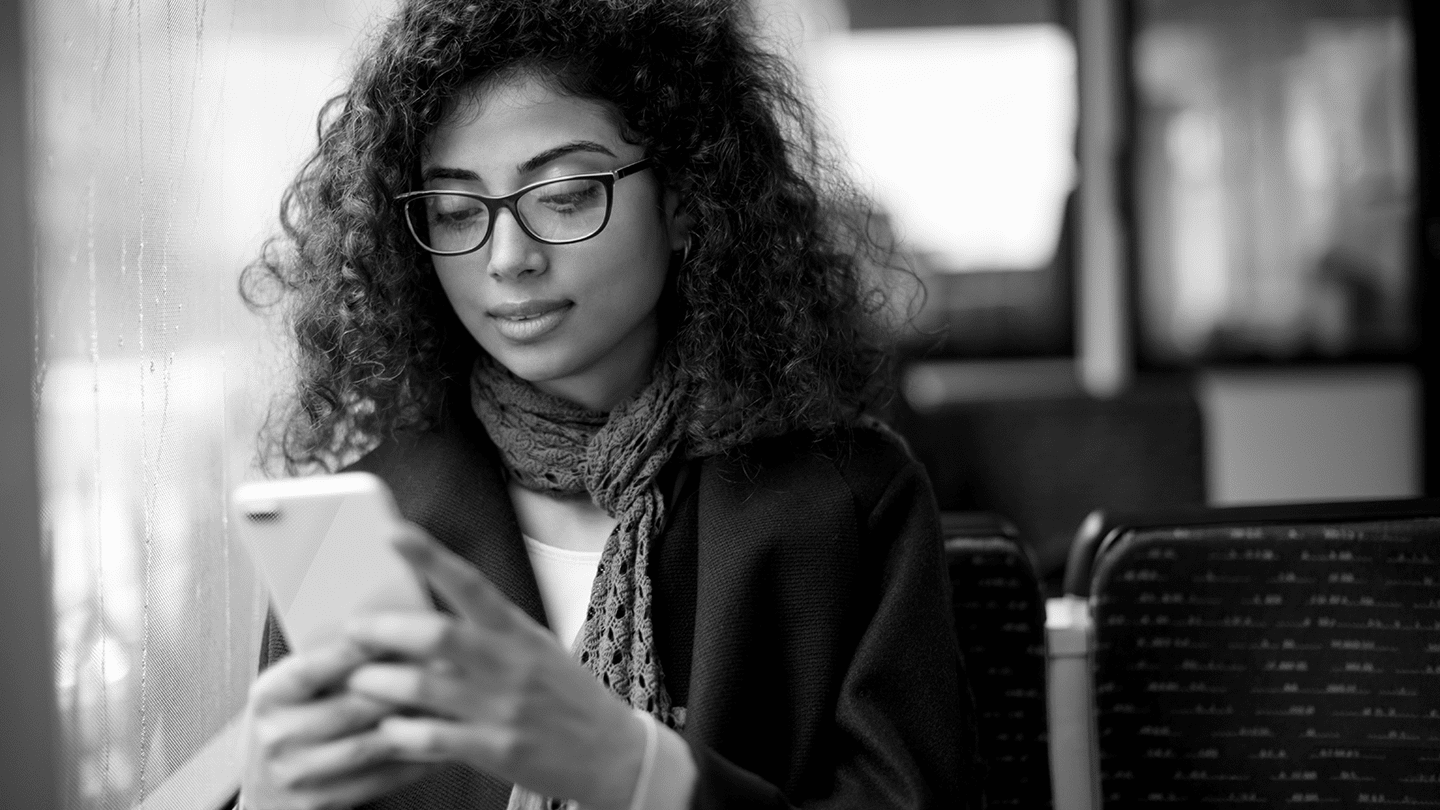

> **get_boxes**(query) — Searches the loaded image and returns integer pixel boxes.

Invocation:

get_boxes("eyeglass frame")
[393,156,658,256]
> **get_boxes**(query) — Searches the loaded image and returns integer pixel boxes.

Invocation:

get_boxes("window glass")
[766,0,1078,356]
[1131,0,1416,364]
[809,26,1077,273]
[30,1,393,806]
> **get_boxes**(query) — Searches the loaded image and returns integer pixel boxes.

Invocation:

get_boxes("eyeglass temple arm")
[613,157,655,180]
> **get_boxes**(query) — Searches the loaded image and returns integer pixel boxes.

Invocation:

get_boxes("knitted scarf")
[469,354,689,810]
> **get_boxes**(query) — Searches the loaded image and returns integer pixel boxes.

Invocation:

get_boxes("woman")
[239,0,978,808]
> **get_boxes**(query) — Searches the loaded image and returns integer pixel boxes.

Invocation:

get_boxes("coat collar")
[350,399,549,627]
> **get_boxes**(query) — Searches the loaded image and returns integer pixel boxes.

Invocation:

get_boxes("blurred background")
[753,0,1428,581]
[3,0,1438,807]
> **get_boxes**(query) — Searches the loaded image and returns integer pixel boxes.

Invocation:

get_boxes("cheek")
[579,232,671,321]
[429,260,494,338]
[431,259,481,309]
[553,191,668,310]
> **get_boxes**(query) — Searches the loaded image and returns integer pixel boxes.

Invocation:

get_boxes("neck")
[533,315,658,411]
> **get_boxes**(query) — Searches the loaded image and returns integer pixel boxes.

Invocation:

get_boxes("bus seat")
[1048,500,1440,809]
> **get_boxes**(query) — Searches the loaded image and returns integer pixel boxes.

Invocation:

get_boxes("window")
[778,0,1080,357]
[1129,0,1417,364]
[30,2,395,807]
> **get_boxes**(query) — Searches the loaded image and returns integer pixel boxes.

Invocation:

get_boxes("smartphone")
[231,471,431,652]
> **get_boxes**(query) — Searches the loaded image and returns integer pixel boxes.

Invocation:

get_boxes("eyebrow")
[518,140,616,174]
[420,140,618,184]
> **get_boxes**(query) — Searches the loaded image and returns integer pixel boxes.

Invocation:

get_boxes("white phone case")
[231,472,431,652]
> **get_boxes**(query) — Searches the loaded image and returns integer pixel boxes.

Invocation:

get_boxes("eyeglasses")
[395,157,656,256]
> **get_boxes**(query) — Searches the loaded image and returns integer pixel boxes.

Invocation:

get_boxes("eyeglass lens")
[406,177,611,253]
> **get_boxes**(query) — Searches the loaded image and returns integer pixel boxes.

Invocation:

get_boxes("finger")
[298,761,435,809]
[252,640,370,707]
[268,690,397,747]
[346,610,460,660]
[346,662,465,718]
[392,529,519,630]
[276,728,406,789]
[376,714,503,764]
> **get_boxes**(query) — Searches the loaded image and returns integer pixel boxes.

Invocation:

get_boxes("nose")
[486,206,546,281]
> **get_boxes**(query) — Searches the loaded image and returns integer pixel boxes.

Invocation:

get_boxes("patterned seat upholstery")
[1065,501,1440,808]
[942,512,1052,809]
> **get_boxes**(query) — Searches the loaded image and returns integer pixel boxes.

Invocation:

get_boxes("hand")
[343,529,647,810]
[240,639,435,810]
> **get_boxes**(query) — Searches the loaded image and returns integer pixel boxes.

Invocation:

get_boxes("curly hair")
[242,0,912,473]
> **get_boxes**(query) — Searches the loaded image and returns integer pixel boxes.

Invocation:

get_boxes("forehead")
[423,73,628,168]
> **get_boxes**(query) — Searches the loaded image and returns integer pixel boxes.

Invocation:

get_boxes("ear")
[662,188,692,252]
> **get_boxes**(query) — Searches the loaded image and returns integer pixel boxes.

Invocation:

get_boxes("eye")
[531,178,605,214]
[427,196,486,230]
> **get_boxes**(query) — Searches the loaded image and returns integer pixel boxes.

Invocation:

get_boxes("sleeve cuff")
[631,710,696,810]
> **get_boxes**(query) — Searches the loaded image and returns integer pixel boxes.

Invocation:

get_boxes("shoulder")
[342,401,502,519]
[703,418,929,530]
[347,419,475,476]
[830,419,930,522]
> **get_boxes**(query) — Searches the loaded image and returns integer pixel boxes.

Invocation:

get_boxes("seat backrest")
[898,381,1207,584]
[942,512,1052,809]
[1079,501,1440,807]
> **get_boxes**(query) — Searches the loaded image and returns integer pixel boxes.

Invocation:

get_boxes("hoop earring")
[681,233,693,266]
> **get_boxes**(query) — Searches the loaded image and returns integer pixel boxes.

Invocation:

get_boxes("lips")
[487,299,573,342]
[488,299,572,320]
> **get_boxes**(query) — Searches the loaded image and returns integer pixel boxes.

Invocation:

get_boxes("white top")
[519,533,696,810]
[522,533,603,652]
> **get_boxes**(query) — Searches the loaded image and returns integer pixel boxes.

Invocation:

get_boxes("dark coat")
[264,401,981,809]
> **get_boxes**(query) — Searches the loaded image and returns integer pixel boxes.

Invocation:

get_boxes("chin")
[481,343,584,386]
